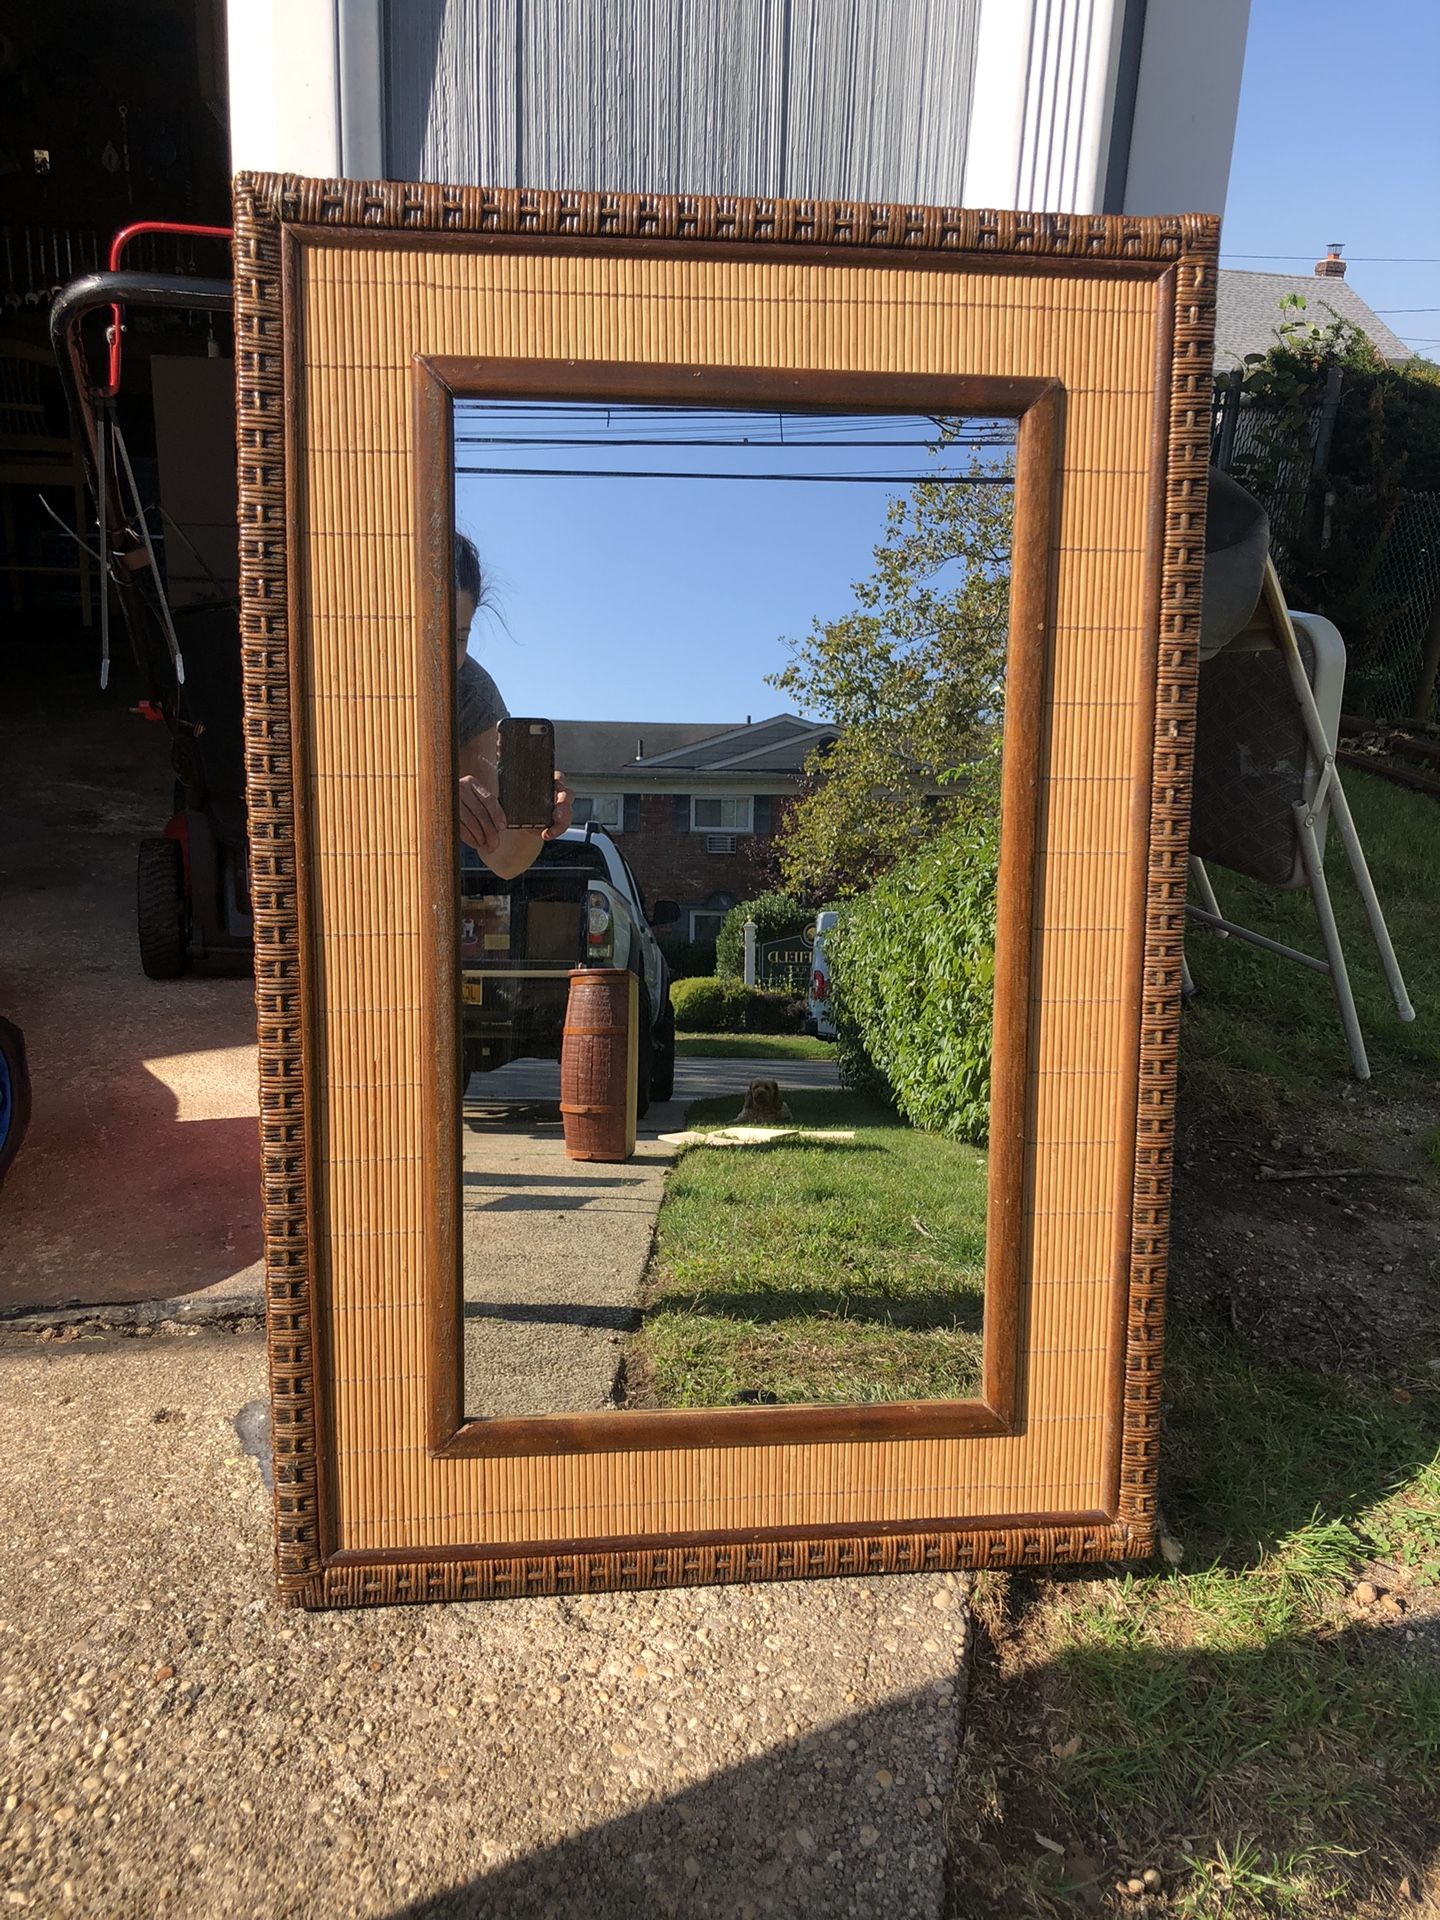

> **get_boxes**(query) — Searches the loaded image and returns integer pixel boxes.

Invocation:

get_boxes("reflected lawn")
[628,1088,987,1408]
[673,1032,837,1062]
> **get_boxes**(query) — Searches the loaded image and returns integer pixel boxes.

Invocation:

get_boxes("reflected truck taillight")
[586,890,615,963]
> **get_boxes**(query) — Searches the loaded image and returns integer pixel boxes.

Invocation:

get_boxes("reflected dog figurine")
[735,1079,793,1125]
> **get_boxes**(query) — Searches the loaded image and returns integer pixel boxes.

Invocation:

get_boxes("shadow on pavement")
[390,1686,953,1920]
[464,1300,642,1331]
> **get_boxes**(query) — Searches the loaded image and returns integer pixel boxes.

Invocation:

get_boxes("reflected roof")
[551,713,838,783]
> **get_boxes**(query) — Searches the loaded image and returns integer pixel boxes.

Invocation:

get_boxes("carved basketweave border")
[231,172,1216,1609]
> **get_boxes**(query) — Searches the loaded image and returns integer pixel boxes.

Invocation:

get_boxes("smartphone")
[496,717,555,831]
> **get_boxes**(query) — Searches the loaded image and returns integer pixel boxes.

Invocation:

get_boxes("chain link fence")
[1211,374,1321,576]
[1211,377,1440,722]
[1363,490,1440,719]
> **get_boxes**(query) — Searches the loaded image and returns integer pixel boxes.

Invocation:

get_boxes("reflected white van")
[807,910,839,1041]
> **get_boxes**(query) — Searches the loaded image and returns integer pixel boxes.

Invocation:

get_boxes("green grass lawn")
[674,1031,836,1061]
[642,774,1440,1911]
[958,1355,1440,1916]
[1183,770,1440,1107]
[951,771,1440,1916]
[628,1087,987,1408]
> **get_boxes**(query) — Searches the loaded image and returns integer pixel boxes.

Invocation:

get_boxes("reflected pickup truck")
[460,826,678,1116]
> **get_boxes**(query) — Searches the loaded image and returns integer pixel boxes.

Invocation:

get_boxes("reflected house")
[552,713,840,951]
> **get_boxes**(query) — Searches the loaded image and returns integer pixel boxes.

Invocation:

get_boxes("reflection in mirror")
[450,401,1015,1421]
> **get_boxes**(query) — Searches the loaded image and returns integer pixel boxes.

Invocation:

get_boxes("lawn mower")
[50,223,250,978]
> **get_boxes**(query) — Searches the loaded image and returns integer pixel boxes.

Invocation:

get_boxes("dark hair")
[454,530,484,605]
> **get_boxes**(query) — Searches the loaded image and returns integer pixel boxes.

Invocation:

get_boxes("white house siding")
[227,0,1250,220]
[964,0,1123,214]
[382,0,981,202]
[227,1,346,180]
[1121,0,1251,217]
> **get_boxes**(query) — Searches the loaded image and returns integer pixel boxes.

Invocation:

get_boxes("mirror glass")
[450,398,1014,1421]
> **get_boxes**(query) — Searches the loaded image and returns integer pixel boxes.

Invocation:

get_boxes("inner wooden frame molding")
[416,357,1057,1461]
[233,172,1218,1610]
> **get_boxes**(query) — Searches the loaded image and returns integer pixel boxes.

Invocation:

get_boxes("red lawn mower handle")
[103,221,233,399]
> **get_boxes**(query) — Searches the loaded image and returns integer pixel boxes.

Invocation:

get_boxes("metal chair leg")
[1323,773,1416,1024]
[1266,560,1414,1030]
[1293,799,1370,1080]
[1188,856,1226,934]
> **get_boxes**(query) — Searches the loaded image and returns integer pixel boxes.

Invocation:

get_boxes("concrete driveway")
[0,1326,966,1920]
[0,685,262,1313]
[1,687,965,1918]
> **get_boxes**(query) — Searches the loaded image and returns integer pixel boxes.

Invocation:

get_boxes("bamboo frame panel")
[414,356,1054,1464]
[234,175,1216,1608]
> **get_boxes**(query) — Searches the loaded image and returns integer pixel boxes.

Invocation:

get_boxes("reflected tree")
[768,441,1013,898]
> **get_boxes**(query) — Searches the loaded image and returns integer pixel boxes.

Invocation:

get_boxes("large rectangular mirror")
[448,397,1013,1426]
[236,173,1218,1608]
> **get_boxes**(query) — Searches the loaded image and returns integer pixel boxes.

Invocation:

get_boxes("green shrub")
[669,976,755,1032]
[669,976,810,1035]
[827,805,998,1142]
[715,892,811,979]
[834,1029,895,1107]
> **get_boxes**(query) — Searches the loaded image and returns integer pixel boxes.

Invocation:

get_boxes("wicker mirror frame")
[234,172,1217,1609]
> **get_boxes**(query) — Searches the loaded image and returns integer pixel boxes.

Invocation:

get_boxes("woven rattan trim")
[238,173,1214,262]
[235,179,325,1591]
[290,1518,1130,1610]
[1113,258,1214,1539]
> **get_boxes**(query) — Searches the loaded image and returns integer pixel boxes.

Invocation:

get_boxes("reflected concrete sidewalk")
[465,1052,842,1111]
[460,1052,840,1420]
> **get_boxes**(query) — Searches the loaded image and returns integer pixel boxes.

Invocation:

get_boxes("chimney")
[635,737,644,760]
[1315,242,1347,279]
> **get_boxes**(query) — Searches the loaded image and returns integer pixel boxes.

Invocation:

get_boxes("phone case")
[496,717,555,830]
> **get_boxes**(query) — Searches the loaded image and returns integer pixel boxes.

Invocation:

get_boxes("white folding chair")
[1186,558,1414,1080]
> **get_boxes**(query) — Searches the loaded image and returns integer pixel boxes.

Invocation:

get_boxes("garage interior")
[0,1,261,1310]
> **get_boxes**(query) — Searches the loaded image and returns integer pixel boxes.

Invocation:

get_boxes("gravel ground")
[0,1328,968,1919]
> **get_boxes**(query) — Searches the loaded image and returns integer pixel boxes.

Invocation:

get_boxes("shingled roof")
[1216,269,1413,369]
[552,713,838,784]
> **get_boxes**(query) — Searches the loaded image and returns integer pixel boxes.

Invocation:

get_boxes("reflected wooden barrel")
[560,968,637,1162]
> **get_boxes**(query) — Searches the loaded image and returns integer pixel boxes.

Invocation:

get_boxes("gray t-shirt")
[457,655,508,746]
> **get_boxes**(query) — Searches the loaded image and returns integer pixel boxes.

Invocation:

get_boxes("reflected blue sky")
[453,402,1013,725]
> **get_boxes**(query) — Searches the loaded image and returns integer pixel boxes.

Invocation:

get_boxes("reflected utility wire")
[453,400,1016,479]
[452,435,1015,450]
[453,464,1014,484]
[453,406,1016,442]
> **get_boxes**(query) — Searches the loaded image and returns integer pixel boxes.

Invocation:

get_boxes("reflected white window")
[573,794,625,831]
[691,796,753,833]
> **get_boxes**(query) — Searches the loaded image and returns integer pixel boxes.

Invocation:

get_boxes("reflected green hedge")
[827,807,998,1143]
[670,975,808,1035]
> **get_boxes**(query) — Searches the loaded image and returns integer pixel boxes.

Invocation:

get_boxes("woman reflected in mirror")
[453,531,572,875]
